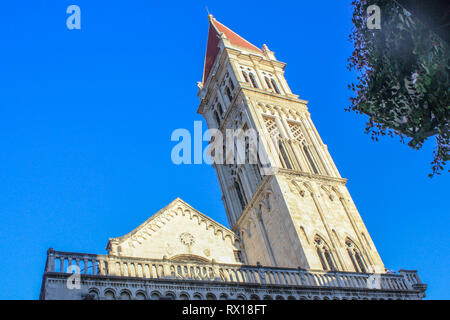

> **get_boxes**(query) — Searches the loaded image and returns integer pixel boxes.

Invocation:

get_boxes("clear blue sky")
[0,0,448,300]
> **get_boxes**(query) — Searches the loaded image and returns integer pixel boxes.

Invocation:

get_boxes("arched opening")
[225,86,233,102]
[214,110,221,127]
[135,292,146,300]
[219,293,228,300]
[314,235,337,271]
[150,291,161,300]
[249,73,259,88]
[242,71,250,83]
[165,292,176,300]
[234,179,246,210]
[271,78,281,94]
[278,140,292,169]
[87,288,99,300]
[120,290,131,300]
[193,293,203,300]
[303,145,319,174]
[104,289,115,300]
[264,77,272,89]
[217,103,224,116]
[228,78,235,91]
[345,238,367,273]
[206,293,217,300]
[179,293,190,300]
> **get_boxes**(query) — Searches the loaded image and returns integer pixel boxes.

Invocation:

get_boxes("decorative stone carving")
[179,232,195,247]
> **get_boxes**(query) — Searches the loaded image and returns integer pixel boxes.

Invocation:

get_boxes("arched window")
[314,236,336,271]
[228,78,235,91]
[214,110,221,127]
[271,78,281,94]
[234,250,243,263]
[249,72,259,88]
[225,86,233,102]
[234,179,246,210]
[279,140,292,169]
[303,145,319,174]
[217,103,224,116]
[346,239,367,273]
[242,71,250,83]
[264,76,272,89]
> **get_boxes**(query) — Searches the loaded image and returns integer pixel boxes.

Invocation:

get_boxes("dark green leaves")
[348,0,449,176]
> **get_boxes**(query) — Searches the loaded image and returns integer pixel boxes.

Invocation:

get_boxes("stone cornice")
[277,168,347,185]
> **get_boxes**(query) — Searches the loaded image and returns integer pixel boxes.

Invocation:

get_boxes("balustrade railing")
[44,249,422,292]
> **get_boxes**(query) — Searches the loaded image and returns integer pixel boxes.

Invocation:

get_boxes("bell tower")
[197,15,385,273]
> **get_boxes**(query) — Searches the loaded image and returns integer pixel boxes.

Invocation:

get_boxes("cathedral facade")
[40,16,427,300]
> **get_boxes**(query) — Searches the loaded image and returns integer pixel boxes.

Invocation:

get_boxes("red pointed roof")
[202,16,262,83]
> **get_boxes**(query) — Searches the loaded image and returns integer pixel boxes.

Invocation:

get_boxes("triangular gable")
[107,198,240,264]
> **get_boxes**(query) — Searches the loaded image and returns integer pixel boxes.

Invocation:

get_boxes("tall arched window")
[249,72,259,88]
[271,78,281,94]
[228,78,235,91]
[234,179,246,211]
[242,71,250,83]
[303,145,319,174]
[278,140,292,169]
[214,110,221,127]
[225,86,233,102]
[264,76,272,89]
[245,136,262,183]
[217,103,224,116]
[314,236,336,271]
[346,239,367,273]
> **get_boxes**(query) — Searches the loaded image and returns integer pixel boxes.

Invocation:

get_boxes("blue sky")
[0,0,448,299]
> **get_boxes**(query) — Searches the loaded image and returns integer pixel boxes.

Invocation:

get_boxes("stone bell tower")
[197,15,386,273]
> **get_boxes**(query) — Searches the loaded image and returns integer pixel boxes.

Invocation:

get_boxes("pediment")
[107,198,240,264]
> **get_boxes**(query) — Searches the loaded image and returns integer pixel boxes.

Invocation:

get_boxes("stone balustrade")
[44,248,422,292]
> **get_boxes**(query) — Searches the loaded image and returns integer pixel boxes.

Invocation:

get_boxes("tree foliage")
[348,0,449,176]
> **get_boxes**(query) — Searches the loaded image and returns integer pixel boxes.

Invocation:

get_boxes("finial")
[206,7,213,21]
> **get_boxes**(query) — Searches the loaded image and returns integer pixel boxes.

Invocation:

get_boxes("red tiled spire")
[202,15,262,83]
